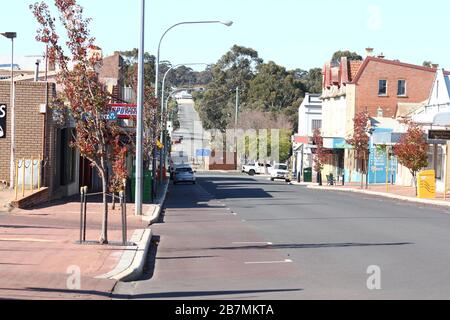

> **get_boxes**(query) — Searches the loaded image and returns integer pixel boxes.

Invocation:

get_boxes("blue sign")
[196,149,211,157]
[105,112,117,121]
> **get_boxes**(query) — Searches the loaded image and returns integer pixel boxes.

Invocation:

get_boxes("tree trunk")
[100,170,108,245]
[412,172,418,197]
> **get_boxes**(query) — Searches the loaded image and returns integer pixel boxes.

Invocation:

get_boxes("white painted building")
[411,68,450,192]
[297,93,322,137]
[292,93,322,180]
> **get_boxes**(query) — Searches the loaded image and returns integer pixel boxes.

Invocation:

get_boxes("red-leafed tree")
[394,122,428,195]
[347,111,370,188]
[313,128,327,185]
[30,0,127,244]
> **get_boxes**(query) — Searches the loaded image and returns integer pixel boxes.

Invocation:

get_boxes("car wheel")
[249,170,256,176]
[270,178,274,181]
[286,179,291,183]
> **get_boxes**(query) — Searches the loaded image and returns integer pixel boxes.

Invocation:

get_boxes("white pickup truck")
[242,162,272,176]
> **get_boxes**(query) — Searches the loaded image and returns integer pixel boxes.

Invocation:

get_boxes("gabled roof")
[350,57,448,84]
[427,68,450,106]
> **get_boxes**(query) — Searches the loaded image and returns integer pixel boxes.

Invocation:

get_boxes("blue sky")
[1,0,449,71]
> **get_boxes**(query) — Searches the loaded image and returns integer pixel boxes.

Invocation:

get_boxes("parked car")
[270,163,290,182]
[242,162,272,176]
[173,165,196,185]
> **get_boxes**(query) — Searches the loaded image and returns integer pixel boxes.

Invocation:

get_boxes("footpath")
[0,181,168,300]
[291,181,450,208]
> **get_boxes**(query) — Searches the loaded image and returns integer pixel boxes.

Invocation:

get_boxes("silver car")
[173,166,196,185]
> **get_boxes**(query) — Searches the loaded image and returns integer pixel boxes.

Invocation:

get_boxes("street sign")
[196,149,211,157]
[0,104,6,139]
[428,130,450,140]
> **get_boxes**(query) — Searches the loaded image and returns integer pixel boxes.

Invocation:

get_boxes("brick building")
[0,51,127,206]
[0,81,64,202]
[320,51,438,183]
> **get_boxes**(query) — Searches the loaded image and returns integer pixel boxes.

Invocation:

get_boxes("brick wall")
[355,59,436,117]
[0,81,56,191]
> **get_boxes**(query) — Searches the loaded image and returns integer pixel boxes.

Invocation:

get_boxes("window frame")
[378,79,388,96]
[397,79,407,97]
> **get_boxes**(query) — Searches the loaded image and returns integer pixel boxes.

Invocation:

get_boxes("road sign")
[428,130,450,140]
[0,104,6,139]
[196,149,211,157]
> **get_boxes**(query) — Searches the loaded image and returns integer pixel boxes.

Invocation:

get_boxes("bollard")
[37,155,41,191]
[22,159,25,197]
[83,186,88,242]
[119,191,126,246]
[15,160,18,200]
[79,187,84,243]
[31,157,34,193]
[122,179,127,244]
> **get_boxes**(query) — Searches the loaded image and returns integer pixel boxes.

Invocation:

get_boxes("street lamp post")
[135,0,145,216]
[1,32,17,189]
[153,20,232,199]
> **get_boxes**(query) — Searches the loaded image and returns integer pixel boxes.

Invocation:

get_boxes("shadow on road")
[205,242,413,251]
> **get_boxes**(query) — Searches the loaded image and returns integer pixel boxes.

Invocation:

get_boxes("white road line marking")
[245,259,293,265]
[233,242,273,245]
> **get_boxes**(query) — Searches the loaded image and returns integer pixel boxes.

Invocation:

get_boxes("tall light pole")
[135,0,145,216]
[235,86,240,170]
[159,63,210,183]
[153,20,233,198]
[1,32,17,189]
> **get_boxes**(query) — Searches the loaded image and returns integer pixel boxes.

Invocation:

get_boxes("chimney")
[365,47,374,57]
[34,59,41,82]
[377,52,385,59]
[432,63,439,69]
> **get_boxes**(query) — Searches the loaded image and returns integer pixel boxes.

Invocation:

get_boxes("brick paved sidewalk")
[0,195,150,300]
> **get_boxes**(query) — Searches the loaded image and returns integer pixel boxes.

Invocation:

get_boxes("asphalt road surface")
[171,99,207,165]
[114,173,450,300]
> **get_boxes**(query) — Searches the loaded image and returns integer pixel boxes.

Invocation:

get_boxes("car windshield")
[176,168,192,173]
[275,165,287,170]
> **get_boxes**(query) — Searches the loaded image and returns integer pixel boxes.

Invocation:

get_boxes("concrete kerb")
[97,228,152,282]
[305,184,450,208]
[142,181,169,225]
[100,181,169,283]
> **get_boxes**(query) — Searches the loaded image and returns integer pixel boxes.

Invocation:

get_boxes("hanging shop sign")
[0,104,6,139]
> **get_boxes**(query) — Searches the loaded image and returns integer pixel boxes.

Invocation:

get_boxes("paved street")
[171,99,208,167]
[114,173,450,299]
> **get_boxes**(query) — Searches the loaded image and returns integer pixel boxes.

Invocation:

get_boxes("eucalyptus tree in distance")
[30,0,127,244]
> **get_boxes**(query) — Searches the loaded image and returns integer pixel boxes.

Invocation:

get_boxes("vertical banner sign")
[0,104,6,139]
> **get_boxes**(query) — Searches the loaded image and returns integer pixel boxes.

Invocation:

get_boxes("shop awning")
[413,111,450,126]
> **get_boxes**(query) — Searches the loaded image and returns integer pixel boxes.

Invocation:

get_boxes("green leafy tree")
[247,61,303,115]
[332,50,363,65]
[196,45,262,131]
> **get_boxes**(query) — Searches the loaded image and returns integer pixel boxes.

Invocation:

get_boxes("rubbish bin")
[130,168,153,202]
[303,167,312,183]
[417,170,436,199]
